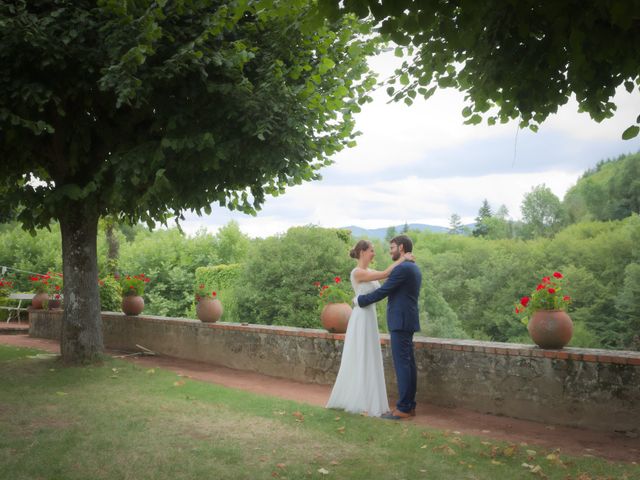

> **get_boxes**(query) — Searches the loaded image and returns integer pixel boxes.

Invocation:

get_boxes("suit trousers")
[390,330,417,413]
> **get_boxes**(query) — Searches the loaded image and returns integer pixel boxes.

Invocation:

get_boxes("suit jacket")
[357,261,422,332]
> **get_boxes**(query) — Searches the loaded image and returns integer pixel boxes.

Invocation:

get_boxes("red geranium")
[515,271,571,323]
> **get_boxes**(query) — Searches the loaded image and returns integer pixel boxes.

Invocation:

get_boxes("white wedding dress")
[326,268,389,417]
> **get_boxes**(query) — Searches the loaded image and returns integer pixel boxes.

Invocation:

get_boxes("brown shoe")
[391,409,413,419]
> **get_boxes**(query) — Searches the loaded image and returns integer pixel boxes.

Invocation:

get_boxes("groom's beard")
[391,252,401,261]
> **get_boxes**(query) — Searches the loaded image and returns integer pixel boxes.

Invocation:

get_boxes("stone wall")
[30,310,640,433]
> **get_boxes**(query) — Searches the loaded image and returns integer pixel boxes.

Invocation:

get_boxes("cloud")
[177,50,639,238]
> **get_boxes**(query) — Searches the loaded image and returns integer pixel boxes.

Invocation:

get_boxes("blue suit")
[357,261,422,414]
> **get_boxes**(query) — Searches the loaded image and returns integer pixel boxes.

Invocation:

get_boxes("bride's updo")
[349,240,372,259]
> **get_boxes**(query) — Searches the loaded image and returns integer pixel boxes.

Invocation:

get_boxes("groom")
[356,235,422,420]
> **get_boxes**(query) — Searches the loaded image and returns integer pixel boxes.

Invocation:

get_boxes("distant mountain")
[341,223,451,240]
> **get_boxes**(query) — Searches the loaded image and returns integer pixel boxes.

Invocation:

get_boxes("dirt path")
[2,334,638,463]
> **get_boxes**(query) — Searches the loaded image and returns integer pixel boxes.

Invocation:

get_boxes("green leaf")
[621,125,639,140]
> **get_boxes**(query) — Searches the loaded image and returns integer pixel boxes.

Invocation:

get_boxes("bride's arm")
[353,253,415,282]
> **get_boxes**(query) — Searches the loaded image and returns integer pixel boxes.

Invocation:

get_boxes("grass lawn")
[0,345,637,480]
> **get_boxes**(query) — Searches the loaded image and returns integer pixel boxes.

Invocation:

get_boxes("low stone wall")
[30,310,640,433]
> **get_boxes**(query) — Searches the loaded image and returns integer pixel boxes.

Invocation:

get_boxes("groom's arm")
[357,265,407,308]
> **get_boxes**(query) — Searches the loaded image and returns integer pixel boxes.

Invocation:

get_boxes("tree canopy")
[2,0,377,230]
[0,0,377,362]
[321,0,640,139]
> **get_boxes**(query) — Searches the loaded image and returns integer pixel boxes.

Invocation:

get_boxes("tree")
[401,221,409,233]
[448,213,463,235]
[384,225,397,242]
[215,221,250,265]
[0,1,376,363]
[235,226,353,328]
[322,1,640,139]
[520,184,564,238]
[472,199,492,237]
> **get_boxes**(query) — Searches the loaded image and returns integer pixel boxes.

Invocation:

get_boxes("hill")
[342,223,450,239]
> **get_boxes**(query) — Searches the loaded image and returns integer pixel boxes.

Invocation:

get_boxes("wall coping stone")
[94,312,640,364]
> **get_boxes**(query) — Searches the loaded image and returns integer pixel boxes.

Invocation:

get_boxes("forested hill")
[564,151,640,223]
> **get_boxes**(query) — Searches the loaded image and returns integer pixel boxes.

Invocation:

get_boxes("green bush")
[234,226,353,328]
[99,276,122,312]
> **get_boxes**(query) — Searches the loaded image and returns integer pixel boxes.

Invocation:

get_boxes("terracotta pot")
[528,310,573,349]
[196,298,223,323]
[31,292,49,309]
[122,295,145,316]
[320,303,352,333]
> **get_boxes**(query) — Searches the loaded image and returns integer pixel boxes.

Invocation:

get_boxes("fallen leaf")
[526,450,537,457]
[334,416,341,421]
[276,463,286,469]
[273,410,286,416]
[420,444,428,449]
[112,368,118,373]
[146,369,155,374]
[329,460,340,465]
[503,445,518,457]
[56,391,68,396]
[491,460,503,465]
[317,468,329,475]
[173,380,185,387]
[292,411,304,422]
[433,445,457,456]
[336,426,345,433]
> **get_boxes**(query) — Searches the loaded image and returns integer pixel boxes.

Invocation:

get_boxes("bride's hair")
[349,240,372,259]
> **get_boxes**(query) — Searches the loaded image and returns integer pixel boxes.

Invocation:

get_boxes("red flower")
[520,296,530,307]
[515,307,521,314]
[547,288,556,294]
[199,284,204,289]
[129,285,134,290]
[195,295,201,301]
[563,295,570,301]
[541,276,551,284]
[322,285,329,290]
[553,272,563,278]
[54,294,61,299]
[55,285,60,290]
[313,281,320,287]
[536,284,545,291]
[334,276,341,283]
[212,291,217,297]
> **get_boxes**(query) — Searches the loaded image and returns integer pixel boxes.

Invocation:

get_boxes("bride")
[326,239,412,417]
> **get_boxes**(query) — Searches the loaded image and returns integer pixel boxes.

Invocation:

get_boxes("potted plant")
[195,282,223,323]
[29,272,63,309]
[315,276,352,333]
[119,273,150,316]
[0,278,13,298]
[516,271,573,349]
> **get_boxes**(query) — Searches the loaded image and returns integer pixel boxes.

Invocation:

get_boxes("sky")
[178,52,640,238]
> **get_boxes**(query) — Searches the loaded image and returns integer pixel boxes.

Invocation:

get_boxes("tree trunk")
[59,202,103,364]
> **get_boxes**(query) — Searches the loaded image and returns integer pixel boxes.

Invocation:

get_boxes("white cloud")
[177,51,639,238]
